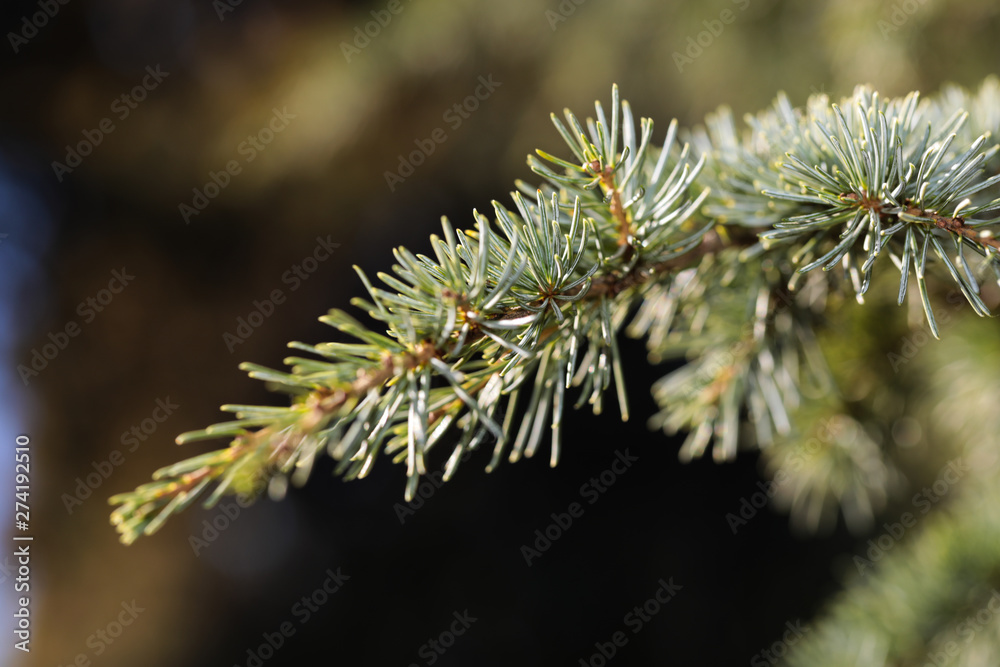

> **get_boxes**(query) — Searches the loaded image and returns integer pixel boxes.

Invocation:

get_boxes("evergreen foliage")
[109,78,1000,664]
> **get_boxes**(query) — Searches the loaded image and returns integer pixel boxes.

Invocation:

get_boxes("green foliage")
[783,321,1000,666]
[693,82,1000,335]
[110,79,1000,552]
[110,85,712,543]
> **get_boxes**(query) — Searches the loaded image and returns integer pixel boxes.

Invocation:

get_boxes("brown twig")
[906,206,1000,252]
[587,159,632,250]
[842,191,1000,252]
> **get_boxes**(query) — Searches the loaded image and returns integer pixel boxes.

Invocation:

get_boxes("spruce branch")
[111,79,1000,545]
[782,323,1000,666]
[110,85,713,544]
[699,82,1000,336]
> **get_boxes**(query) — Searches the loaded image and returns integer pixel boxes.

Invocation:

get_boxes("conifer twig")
[110,79,1000,546]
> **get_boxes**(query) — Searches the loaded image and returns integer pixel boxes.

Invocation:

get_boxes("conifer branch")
[110,79,1000,545]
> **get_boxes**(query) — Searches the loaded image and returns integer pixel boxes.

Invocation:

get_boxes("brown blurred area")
[2,0,1000,665]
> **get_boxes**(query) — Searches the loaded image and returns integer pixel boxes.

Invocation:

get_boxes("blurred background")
[2,0,1000,665]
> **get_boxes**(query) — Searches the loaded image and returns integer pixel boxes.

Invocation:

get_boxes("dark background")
[2,0,999,665]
